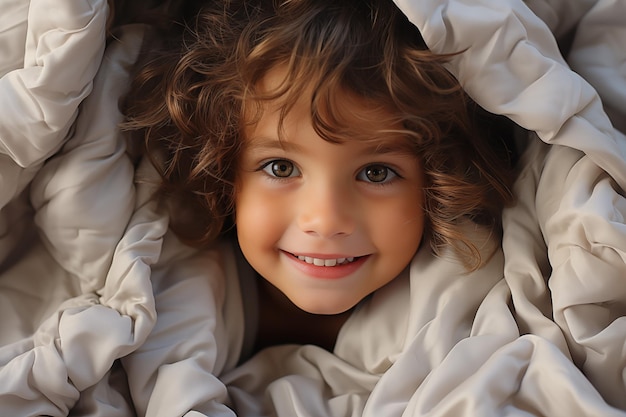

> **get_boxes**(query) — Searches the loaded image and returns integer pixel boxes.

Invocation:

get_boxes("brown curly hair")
[120,0,515,270]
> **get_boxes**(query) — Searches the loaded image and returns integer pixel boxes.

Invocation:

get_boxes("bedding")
[1,0,625,415]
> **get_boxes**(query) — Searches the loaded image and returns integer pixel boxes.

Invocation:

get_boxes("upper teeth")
[297,255,355,267]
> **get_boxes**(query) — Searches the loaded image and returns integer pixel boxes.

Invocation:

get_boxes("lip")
[281,250,370,279]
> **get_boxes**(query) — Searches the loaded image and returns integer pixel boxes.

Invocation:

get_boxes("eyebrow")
[243,137,304,153]
[244,134,416,156]
[364,139,416,156]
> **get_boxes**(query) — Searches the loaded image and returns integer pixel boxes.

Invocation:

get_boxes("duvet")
[1,0,625,416]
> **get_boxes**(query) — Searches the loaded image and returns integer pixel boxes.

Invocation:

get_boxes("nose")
[297,179,355,238]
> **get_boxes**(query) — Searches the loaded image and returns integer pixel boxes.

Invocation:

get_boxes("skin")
[235,67,425,325]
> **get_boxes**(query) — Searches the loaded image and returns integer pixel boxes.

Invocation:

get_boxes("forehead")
[245,65,410,145]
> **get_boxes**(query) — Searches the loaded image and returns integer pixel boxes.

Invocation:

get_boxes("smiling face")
[234,67,425,315]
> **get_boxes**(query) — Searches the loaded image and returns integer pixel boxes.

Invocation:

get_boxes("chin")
[293,297,356,316]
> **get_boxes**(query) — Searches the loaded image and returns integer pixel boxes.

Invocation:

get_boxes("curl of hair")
[120,0,516,270]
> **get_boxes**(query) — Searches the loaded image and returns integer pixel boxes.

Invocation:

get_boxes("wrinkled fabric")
[1,0,625,415]
[0,2,151,412]
[0,0,108,169]
[395,0,626,410]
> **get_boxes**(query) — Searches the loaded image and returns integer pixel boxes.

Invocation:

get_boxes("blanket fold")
[1,0,625,415]
[0,0,108,169]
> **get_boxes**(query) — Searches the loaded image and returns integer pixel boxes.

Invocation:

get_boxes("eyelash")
[356,164,400,186]
[258,159,301,181]
[257,159,402,185]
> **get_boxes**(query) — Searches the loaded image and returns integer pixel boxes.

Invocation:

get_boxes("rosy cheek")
[237,187,286,240]
[387,200,424,249]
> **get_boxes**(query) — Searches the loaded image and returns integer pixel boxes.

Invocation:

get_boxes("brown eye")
[361,165,392,183]
[262,159,299,178]
[272,160,294,177]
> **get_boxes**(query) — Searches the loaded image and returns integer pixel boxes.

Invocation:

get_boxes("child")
[120,0,514,414]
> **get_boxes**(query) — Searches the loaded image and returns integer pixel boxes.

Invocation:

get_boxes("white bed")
[1,0,625,415]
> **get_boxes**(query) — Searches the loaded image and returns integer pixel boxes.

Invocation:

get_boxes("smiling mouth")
[288,253,361,267]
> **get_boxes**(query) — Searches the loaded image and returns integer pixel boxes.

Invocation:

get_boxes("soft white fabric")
[396,0,626,410]
[567,0,626,133]
[0,0,108,170]
[1,0,625,415]
[0,4,150,413]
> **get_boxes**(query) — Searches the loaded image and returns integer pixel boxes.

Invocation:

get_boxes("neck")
[253,277,353,354]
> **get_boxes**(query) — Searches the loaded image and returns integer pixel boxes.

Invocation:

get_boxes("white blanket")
[1,0,625,415]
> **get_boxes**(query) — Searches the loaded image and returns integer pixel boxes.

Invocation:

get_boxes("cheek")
[235,183,288,249]
[373,194,425,259]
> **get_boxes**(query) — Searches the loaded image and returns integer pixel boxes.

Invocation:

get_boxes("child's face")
[235,67,425,315]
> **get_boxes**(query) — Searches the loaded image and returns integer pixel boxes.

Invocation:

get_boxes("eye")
[357,164,398,184]
[261,159,300,178]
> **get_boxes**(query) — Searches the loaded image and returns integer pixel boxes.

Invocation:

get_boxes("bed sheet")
[1,0,625,415]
